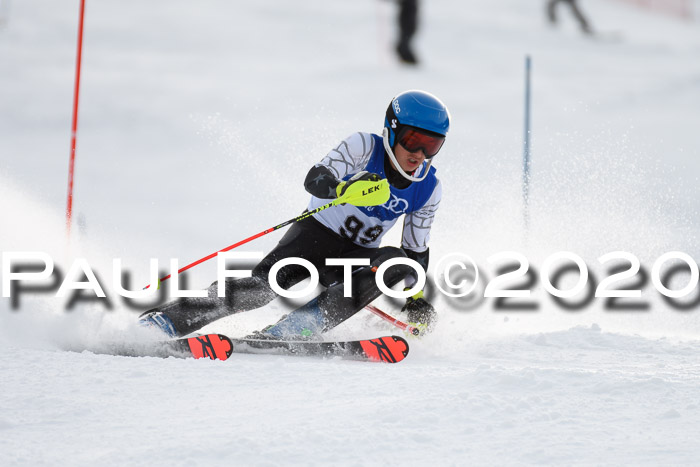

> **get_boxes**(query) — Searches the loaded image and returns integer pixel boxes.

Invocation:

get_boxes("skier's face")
[393,142,426,174]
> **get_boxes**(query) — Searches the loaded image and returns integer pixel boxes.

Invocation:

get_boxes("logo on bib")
[386,193,409,214]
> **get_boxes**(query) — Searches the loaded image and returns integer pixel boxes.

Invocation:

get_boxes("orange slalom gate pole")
[66,0,86,236]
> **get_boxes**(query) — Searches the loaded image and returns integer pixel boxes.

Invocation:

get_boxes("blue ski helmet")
[384,90,450,149]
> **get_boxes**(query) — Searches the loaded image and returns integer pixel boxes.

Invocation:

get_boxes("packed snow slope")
[1,0,700,465]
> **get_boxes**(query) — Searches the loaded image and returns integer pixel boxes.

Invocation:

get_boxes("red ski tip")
[187,334,233,361]
[359,336,409,363]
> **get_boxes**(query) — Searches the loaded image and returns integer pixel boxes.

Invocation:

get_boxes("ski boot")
[245,298,326,341]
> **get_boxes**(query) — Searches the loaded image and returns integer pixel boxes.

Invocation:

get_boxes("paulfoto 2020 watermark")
[2,250,699,311]
[433,251,699,312]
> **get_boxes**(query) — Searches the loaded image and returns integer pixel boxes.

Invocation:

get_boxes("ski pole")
[146,177,390,289]
[146,198,344,289]
[365,304,420,336]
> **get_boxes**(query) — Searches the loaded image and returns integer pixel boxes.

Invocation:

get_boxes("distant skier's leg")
[257,247,414,339]
[396,0,419,64]
[568,0,592,34]
[546,0,560,24]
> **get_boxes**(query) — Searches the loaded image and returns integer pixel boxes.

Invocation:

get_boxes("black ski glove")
[401,289,437,334]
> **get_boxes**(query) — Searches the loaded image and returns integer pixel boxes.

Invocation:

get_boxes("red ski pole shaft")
[365,304,420,336]
[146,198,342,289]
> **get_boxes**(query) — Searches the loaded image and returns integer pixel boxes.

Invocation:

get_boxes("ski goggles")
[396,127,445,158]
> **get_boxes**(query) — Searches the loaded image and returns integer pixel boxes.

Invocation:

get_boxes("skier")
[140,90,450,340]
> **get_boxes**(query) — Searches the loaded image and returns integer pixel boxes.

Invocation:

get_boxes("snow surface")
[1,0,700,465]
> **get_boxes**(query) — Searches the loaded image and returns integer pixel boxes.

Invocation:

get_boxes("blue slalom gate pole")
[522,55,532,236]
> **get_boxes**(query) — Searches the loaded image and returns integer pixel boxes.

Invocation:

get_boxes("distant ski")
[228,335,410,363]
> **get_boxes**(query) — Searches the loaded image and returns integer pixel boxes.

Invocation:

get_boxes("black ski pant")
[398,0,418,48]
[144,217,414,337]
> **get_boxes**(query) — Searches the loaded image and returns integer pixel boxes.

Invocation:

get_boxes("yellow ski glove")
[336,171,390,207]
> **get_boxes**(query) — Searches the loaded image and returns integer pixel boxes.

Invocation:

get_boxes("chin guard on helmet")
[382,127,434,182]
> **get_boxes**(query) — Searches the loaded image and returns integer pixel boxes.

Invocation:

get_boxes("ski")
[116,334,408,363]
[227,335,410,363]
[180,333,234,360]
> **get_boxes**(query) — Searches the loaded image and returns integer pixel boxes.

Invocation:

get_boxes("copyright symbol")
[434,253,480,298]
